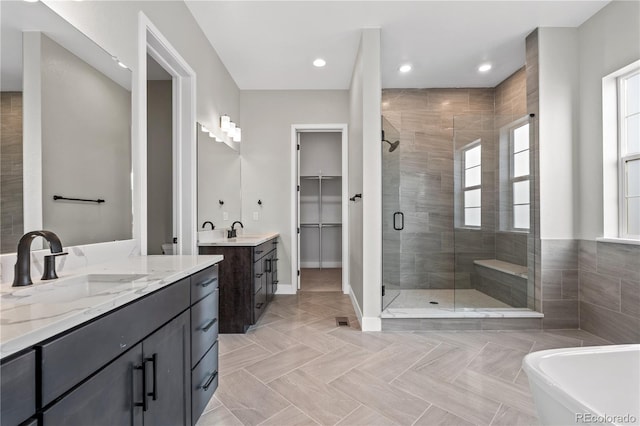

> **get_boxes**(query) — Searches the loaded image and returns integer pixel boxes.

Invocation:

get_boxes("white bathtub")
[523,345,640,426]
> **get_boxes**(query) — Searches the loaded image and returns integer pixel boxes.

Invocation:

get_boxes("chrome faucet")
[202,221,215,230]
[228,221,244,238]
[13,230,67,287]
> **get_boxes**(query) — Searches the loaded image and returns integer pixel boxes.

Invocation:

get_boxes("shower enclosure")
[381,111,537,316]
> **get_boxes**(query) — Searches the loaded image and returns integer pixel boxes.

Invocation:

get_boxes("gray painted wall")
[240,90,349,288]
[147,80,172,255]
[41,34,132,247]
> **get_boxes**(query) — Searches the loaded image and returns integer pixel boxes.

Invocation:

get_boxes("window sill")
[596,237,640,246]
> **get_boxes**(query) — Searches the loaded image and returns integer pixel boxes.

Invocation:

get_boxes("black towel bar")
[53,195,105,204]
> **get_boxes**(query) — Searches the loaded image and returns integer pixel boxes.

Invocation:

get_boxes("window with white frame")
[463,142,481,227]
[510,122,530,230]
[618,69,640,238]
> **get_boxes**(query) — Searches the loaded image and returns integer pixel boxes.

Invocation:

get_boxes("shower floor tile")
[382,289,543,318]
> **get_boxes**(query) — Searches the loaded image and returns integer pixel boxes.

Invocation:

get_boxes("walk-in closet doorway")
[291,125,348,294]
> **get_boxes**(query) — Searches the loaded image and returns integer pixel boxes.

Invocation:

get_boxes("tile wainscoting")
[578,240,640,343]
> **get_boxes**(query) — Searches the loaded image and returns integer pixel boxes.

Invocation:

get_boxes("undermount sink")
[198,230,224,243]
[3,274,149,305]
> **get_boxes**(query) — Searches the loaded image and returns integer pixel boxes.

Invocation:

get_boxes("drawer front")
[191,290,219,367]
[254,259,264,295]
[1,350,36,426]
[253,240,274,261]
[40,278,190,406]
[191,342,218,426]
[191,265,218,304]
[253,285,267,323]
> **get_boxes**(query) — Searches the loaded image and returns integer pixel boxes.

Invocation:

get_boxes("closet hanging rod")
[53,195,105,204]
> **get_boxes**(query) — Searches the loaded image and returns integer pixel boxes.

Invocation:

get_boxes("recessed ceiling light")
[478,63,492,72]
[313,58,326,68]
[399,64,412,73]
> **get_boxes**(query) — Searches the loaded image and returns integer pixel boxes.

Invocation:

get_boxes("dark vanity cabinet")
[43,310,191,426]
[199,238,278,333]
[0,263,220,426]
[190,266,220,425]
[0,350,36,426]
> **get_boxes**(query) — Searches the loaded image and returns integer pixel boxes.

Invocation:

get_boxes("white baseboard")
[346,284,381,331]
[274,283,296,295]
[300,261,342,268]
[361,316,382,331]
[347,284,363,324]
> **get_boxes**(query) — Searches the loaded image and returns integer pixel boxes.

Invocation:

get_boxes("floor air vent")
[335,317,350,327]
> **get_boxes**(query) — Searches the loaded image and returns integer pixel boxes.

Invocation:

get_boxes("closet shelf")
[300,175,342,180]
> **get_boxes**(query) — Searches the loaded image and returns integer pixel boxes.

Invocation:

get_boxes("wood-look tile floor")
[197,292,611,426]
[300,268,342,292]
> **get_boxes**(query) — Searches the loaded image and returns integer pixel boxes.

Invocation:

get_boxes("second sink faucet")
[202,221,215,230]
[13,230,68,287]
[228,221,244,238]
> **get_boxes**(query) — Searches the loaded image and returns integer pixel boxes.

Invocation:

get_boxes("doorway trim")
[134,12,197,255]
[290,124,349,294]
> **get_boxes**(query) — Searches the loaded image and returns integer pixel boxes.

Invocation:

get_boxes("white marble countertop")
[198,232,279,247]
[0,255,223,359]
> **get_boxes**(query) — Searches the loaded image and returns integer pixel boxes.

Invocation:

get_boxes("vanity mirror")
[197,124,241,232]
[0,1,133,253]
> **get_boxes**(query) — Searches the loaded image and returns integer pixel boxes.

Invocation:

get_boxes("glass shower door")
[453,113,536,311]
[382,117,401,310]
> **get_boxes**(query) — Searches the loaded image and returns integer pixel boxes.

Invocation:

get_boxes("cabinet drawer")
[253,240,274,261]
[191,265,218,304]
[254,259,264,295]
[191,342,218,426]
[253,285,267,323]
[191,290,219,367]
[39,278,190,407]
[1,350,36,426]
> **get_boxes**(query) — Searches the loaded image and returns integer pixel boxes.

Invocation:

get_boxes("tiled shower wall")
[1,92,23,253]
[381,67,529,295]
[579,241,640,343]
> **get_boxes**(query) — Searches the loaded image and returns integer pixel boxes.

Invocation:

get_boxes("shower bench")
[473,259,529,308]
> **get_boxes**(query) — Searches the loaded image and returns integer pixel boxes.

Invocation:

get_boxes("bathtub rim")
[523,344,640,422]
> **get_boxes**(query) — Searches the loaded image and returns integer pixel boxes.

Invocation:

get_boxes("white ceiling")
[185,0,609,90]
[1,0,131,91]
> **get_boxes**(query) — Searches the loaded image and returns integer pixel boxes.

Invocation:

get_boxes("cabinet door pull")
[200,277,217,288]
[265,259,272,273]
[202,371,218,391]
[256,302,264,309]
[273,280,279,285]
[255,250,263,254]
[134,359,148,411]
[146,354,158,401]
[256,273,264,278]
[202,318,217,332]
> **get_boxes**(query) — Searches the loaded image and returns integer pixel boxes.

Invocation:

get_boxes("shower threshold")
[381,289,544,319]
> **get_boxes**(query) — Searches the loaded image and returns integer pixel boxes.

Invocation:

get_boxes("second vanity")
[198,233,279,333]
[0,255,223,426]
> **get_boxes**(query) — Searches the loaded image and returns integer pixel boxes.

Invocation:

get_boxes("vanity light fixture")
[232,127,242,142]
[399,64,412,73]
[201,124,210,133]
[228,122,236,135]
[313,58,326,68]
[478,63,492,72]
[220,115,231,132]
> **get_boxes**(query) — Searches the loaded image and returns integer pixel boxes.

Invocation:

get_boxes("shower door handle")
[393,212,404,231]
